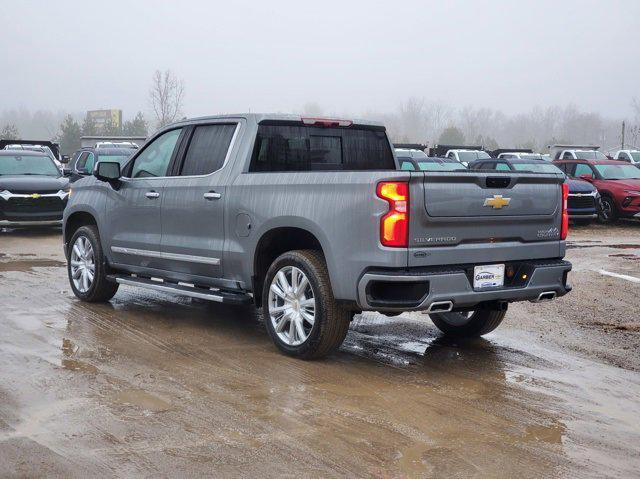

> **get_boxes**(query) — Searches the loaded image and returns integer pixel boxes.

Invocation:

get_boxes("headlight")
[56,189,70,199]
[0,190,11,200]
[624,190,640,196]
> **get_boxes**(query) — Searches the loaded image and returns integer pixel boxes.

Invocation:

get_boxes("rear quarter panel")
[226,171,411,300]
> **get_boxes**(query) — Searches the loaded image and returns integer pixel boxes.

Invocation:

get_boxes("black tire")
[573,218,592,226]
[262,250,350,359]
[430,309,506,337]
[598,196,618,223]
[67,225,119,302]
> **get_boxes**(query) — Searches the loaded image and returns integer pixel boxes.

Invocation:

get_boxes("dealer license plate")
[473,264,505,289]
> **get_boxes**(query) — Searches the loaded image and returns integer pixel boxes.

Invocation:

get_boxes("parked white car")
[613,150,640,165]
[497,152,547,161]
[444,149,491,166]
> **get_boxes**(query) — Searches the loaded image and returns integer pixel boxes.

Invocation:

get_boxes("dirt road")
[1,224,639,478]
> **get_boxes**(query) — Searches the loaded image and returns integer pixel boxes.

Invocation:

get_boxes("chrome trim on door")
[111,246,220,265]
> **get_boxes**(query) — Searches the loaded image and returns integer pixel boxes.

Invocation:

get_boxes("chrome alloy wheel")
[268,266,316,346]
[70,236,95,293]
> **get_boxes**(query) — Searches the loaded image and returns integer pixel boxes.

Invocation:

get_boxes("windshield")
[631,152,640,162]
[418,161,467,171]
[0,155,60,176]
[512,163,563,174]
[457,151,490,162]
[594,164,640,179]
[575,151,607,160]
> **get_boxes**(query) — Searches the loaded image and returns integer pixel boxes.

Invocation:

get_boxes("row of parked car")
[1,133,639,230]
[0,141,137,227]
[394,145,640,225]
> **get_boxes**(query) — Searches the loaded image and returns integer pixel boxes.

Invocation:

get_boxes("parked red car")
[554,159,640,222]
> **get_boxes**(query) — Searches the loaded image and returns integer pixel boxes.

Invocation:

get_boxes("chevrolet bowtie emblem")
[30,193,41,199]
[483,195,511,209]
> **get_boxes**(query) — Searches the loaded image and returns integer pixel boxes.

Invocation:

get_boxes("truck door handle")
[203,191,222,200]
[145,191,160,199]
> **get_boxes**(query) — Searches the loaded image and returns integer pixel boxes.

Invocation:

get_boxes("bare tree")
[149,69,185,128]
[0,123,19,140]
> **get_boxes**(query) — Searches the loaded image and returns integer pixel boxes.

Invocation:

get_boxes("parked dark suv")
[0,151,69,227]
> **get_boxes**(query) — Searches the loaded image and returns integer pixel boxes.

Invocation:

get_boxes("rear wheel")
[262,250,350,359]
[598,196,618,223]
[68,225,119,302]
[430,309,506,337]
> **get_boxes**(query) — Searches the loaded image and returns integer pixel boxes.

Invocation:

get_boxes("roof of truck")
[168,113,385,128]
[0,150,48,157]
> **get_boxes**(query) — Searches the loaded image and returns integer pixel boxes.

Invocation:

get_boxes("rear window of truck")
[249,123,395,172]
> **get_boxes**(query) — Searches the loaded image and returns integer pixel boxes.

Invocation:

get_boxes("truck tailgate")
[408,171,565,267]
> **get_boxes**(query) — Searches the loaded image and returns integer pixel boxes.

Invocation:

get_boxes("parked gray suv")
[63,114,572,358]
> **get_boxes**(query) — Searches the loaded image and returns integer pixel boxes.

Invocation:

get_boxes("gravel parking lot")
[1,223,639,478]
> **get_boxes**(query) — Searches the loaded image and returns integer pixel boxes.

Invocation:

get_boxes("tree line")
[0,69,185,155]
[2,71,638,156]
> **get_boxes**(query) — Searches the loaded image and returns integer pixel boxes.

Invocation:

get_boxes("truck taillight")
[377,182,409,247]
[561,183,569,240]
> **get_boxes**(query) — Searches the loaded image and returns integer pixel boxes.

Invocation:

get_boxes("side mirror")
[94,161,121,183]
[61,155,70,164]
[579,173,594,182]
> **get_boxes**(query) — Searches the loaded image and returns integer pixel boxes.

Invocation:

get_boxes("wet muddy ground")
[1,224,639,478]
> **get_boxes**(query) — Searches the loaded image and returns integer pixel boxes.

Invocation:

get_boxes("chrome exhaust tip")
[535,291,557,302]
[426,300,454,313]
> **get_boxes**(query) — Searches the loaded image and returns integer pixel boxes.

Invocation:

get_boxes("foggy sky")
[1,0,639,120]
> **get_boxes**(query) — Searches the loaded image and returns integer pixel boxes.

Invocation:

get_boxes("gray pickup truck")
[63,114,572,358]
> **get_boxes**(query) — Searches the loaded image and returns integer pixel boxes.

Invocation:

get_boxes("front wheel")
[430,309,506,337]
[262,250,350,359]
[598,196,618,223]
[68,225,119,302]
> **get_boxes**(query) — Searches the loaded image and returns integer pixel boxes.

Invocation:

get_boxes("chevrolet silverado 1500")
[63,114,572,358]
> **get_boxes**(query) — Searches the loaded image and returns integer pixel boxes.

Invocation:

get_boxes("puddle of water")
[114,389,172,413]
[0,259,65,272]
[568,243,640,250]
[61,358,99,374]
[608,253,640,260]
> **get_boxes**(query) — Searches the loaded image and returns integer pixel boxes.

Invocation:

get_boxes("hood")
[0,175,69,193]
[604,179,640,191]
[565,178,597,193]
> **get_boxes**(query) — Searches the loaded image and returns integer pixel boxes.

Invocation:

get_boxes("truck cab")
[614,150,640,166]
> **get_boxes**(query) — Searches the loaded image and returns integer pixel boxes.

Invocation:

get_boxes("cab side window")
[131,128,183,178]
[75,152,90,172]
[75,151,94,172]
[495,162,511,171]
[573,163,594,177]
[562,151,574,160]
[180,124,237,176]
[84,152,95,173]
[619,152,630,162]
